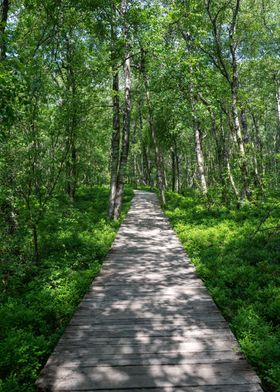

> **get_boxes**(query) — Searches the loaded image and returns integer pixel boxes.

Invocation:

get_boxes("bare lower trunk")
[32,223,40,263]
[190,90,207,195]
[0,1,18,233]
[241,109,262,189]
[231,92,250,199]
[171,150,176,192]
[108,69,121,219]
[142,144,152,186]
[0,0,9,61]
[66,141,77,202]
[171,141,180,193]
[227,158,240,201]
[141,48,165,204]
[194,125,207,195]
[276,81,280,152]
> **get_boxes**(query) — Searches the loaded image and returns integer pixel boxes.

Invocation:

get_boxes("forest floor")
[164,190,280,392]
[0,186,134,392]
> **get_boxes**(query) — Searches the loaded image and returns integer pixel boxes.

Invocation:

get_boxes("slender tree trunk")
[141,48,165,204]
[147,100,166,204]
[241,108,262,189]
[142,143,151,186]
[173,140,180,192]
[275,79,280,154]
[231,83,250,199]
[227,157,240,202]
[181,31,207,195]
[108,6,121,219]
[276,81,280,127]
[194,124,207,195]
[171,149,176,192]
[251,112,264,178]
[171,149,180,192]
[214,113,227,201]
[0,0,9,61]
[0,0,18,233]
[229,1,250,200]
[108,68,121,219]
[189,90,208,195]
[64,39,78,202]
[66,141,77,202]
[112,0,132,219]
[32,223,40,263]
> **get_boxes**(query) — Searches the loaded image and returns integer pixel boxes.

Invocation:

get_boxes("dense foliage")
[0,0,279,391]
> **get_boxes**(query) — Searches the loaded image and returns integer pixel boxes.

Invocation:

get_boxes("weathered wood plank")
[60,386,263,392]
[68,314,226,326]
[63,320,228,336]
[36,362,260,390]
[46,350,242,368]
[54,339,239,355]
[61,326,232,339]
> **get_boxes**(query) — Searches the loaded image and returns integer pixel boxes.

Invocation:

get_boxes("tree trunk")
[108,68,121,219]
[229,1,250,200]
[241,108,262,189]
[0,0,9,61]
[66,141,77,202]
[112,0,132,219]
[171,149,176,192]
[226,157,240,202]
[141,48,165,204]
[142,143,151,186]
[0,0,18,234]
[194,124,208,195]
[172,147,180,192]
[32,223,40,263]
[173,140,180,192]
[231,84,250,199]
[189,90,208,195]
[275,79,280,154]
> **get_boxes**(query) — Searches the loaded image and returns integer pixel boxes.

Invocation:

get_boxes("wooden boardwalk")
[36,191,263,391]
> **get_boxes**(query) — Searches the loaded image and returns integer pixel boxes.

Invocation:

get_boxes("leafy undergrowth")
[164,191,280,392]
[0,186,133,392]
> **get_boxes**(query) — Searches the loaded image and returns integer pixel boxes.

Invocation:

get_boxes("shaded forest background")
[0,0,280,391]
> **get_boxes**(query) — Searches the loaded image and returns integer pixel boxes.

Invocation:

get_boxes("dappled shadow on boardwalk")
[36,191,263,391]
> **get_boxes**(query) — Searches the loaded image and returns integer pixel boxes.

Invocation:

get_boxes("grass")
[0,186,134,392]
[164,190,280,392]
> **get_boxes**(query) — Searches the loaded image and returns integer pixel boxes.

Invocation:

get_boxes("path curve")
[36,190,263,391]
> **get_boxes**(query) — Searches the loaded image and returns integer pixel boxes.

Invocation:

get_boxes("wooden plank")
[54,338,239,354]
[59,330,235,343]
[69,312,225,324]
[46,350,243,368]
[64,320,229,331]
[61,326,232,339]
[36,362,260,390]
[89,282,206,292]
[58,386,263,392]
[75,303,220,317]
